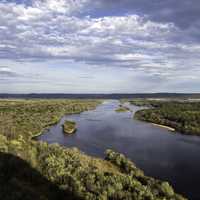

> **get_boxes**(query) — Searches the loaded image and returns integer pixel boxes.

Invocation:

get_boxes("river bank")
[131,99,200,136]
[151,123,175,131]
[0,99,188,200]
[37,100,200,200]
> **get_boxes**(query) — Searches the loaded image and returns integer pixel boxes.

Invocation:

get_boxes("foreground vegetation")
[0,135,186,200]
[63,120,77,134]
[131,99,200,136]
[0,99,186,199]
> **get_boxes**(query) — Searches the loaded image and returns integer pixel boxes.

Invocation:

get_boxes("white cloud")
[0,66,11,72]
[0,1,179,77]
[0,0,200,93]
[33,0,90,14]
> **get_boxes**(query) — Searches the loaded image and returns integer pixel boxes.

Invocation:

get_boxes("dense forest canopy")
[131,100,200,136]
[0,99,100,140]
[0,135,186,200]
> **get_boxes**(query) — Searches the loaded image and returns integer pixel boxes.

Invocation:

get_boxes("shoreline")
[151,123,175,132]
[32,102,102,140]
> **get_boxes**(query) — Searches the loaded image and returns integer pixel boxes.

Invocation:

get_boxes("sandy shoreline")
[151,123,175,132]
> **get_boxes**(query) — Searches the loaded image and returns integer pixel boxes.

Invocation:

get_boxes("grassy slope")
[0,99,186,200]
[131,99,200,136]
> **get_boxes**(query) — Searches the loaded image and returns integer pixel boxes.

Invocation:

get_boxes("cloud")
[0,1,179,77]
[0,0,200,93]
[0,66,21,77]
[93,0,200,29]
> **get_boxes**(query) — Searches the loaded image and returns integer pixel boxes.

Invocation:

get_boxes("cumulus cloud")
[0,0,200,92]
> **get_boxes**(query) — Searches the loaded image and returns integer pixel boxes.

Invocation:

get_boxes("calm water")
[38,100,200,199]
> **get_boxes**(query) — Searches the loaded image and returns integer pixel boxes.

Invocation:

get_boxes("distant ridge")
[0,93,200,99]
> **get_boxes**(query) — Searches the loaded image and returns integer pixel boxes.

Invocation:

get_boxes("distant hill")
[0,93,200,99]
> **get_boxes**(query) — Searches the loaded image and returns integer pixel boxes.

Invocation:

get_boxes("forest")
[0,99,100,140]
[0,99,186,200]
[132,99,200,135]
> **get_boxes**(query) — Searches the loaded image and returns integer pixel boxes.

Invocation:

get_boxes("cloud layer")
[0,0,200,93]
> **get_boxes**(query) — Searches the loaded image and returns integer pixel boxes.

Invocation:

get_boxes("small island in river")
[63,120,77,134]
[115,105,130,112]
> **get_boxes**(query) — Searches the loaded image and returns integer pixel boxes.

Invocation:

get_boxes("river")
[37,100,200,199]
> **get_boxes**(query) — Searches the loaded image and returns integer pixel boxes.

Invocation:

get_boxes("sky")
[0,0,200,93]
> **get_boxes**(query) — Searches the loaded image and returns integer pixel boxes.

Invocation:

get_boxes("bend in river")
[37,100,200,200]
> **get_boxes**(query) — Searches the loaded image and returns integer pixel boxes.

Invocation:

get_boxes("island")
[63,120,77,134]
[115,105,130,112]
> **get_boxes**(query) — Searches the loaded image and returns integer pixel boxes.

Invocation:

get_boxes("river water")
[37,100,200,199]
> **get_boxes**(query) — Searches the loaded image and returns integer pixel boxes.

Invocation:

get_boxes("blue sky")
[0,0,200,93]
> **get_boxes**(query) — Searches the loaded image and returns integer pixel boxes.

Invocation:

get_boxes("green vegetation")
[131,99,200,135]
[0,135,186,200]
[0,99,100,140]
[0,99,187,199]
[63,120,77,134]
[115,105,130,112]
[130,99,154,107]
